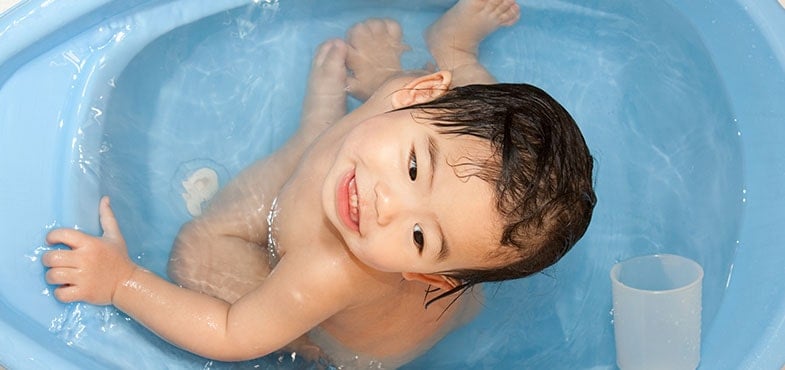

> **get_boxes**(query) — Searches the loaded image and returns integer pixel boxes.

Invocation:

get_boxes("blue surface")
[1,0,783,368]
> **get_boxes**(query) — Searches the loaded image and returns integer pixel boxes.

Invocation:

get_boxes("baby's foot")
[346,18,409,101]
[300,39,348,140]
[426,0,520,71]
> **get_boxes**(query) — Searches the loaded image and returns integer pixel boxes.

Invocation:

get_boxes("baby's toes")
[313,39,347,70]
[365,18,393,37]
[323,39,348,71]
[491,0,520,26]
[347,19,377,46]
[381,18,403,41]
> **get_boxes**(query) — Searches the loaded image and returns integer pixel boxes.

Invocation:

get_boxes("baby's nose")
[374,181,407,226]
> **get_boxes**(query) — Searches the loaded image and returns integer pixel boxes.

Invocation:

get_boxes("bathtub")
[1,0,783,368]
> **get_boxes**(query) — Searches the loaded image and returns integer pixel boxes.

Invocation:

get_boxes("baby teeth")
[349,177,359,223]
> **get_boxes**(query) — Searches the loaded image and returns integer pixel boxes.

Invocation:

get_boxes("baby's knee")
[167,252,196,288]
[167,252,211,294]
[167,222,202,285]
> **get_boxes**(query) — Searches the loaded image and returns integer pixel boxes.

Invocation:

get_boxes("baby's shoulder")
[281,241,370,286]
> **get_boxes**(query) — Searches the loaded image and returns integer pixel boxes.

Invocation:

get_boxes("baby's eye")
[413,224,424,253]
[408,149,417,181]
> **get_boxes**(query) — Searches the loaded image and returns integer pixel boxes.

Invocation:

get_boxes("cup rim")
[610,253,704,294]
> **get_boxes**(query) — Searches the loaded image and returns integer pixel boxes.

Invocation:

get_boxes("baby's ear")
[391,71,452,109]
[401,272,461,293]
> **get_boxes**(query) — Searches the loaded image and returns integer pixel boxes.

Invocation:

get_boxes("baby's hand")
[43,196,138,305]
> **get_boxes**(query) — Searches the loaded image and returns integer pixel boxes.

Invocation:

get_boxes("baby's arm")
[45,197,351,361]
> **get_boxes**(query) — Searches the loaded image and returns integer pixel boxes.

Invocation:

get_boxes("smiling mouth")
[338,170,361,232]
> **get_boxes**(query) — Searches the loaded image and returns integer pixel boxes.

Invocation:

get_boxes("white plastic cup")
[610,254,703,370]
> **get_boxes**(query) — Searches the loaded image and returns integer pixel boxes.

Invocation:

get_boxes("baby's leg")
[426,0,520,86]
[169,218,271,304]
[299,39,349,142]
[345,18,409,101]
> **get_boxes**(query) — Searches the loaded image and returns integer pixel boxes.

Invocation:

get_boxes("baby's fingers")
[45,267,77,286]
[42,250,78,268]
[45,268,96,304]
[98,196,123,240]
[52,284,84,303]
[46,228,93,250]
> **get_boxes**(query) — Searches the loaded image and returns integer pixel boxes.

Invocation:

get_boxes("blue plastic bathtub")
[1,0,783,368]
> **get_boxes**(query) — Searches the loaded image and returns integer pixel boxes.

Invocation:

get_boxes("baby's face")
[321,108,504,275]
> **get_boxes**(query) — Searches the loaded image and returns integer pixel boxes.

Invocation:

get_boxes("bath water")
[38,0,741,368]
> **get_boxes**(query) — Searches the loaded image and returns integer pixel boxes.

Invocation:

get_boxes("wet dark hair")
[398,83,596,307]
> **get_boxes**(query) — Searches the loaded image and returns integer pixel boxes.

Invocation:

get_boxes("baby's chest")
[317,289,457,361]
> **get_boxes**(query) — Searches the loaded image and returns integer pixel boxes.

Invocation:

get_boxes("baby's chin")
[351,249,398,272]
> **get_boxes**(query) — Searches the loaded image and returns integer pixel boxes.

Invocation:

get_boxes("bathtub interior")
[0,0,783,369]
